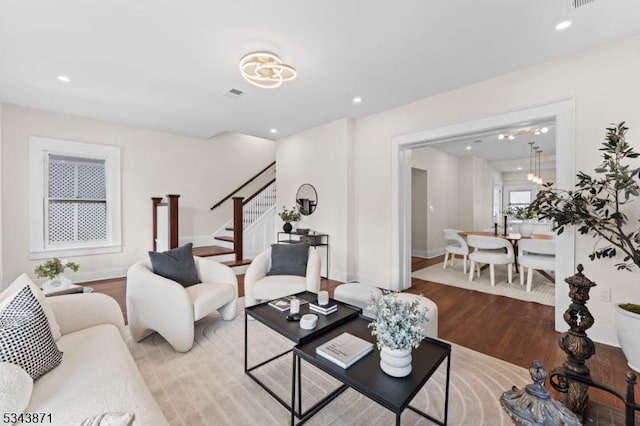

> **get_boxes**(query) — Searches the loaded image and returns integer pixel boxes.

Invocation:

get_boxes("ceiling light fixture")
[499,126,551,141]
[353,96,362,104]
[466,146,472,150]
[57,75,71,83]
[269,128,278,134]
[555,20,573,31]
[239,51,297,89]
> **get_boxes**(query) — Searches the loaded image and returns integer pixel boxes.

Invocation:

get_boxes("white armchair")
[442,229,469,273]
[127,256,238,352]
[467,235,515,287]
[244,246,321,307]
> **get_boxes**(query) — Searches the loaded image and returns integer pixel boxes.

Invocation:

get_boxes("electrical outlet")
[598,287,611,303]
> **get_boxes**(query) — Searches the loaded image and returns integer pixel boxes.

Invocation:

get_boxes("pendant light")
[527,142,535,181]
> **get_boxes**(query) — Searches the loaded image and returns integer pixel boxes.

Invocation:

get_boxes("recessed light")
[269,128,278,134]
[508,135,515,140]
[57,75,71,83]
[353,96,362,104]
[517,166,523,170]
[541,127,549,133]
[555,20,572,31]
[466,146,472,150]
[498,134,505,140]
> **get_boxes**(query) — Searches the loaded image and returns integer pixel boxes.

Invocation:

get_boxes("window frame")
[29,137,122,260]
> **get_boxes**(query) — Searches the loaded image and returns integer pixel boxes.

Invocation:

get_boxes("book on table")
[309,302,337,315]
[268,295,309,312]
[315,332,374,368]
[43,284,89,297]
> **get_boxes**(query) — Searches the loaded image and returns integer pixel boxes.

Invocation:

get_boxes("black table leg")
[291,353,297,426]
[396,412,401,425]
[444,354,451,425]
[297,355,302,415]
[244,311,248,372]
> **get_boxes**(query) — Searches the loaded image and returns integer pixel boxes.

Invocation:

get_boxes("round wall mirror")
[296,184,318,215]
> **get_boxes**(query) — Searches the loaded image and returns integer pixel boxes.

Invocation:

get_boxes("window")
[30,137,121,259]
[508,189,532,208]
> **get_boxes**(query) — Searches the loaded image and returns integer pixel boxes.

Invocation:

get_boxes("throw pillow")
[148,243,200,287]
[267,244,310,277]
[80,413,135,426]
[0,273,62,341]
[0,286,63,379]
[0,362,33,417]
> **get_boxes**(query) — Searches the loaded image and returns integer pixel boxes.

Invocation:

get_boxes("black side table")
[277,232,329,279]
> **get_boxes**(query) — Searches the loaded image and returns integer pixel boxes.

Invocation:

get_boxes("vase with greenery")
[368,292,428,377]
[34,258,80,288]
[504,205,538,236]
[279,206,301,233]
[530,122,640,371]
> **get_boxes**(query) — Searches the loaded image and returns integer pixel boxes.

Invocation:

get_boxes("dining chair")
[442,229,469,273]
[518,239,556,292]
[467,235,515,286]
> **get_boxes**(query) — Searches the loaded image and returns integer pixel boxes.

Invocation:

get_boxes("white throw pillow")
[0,273,61,340]
[0,362,33,416]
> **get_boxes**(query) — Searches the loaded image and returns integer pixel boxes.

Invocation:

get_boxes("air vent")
[569,0,596,8]
[473,139,483,144]
[222,88,244,99]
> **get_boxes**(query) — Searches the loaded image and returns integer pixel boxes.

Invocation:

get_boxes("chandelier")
[499,126,549,141]
[527,142,544,185]
[239,52,297,89]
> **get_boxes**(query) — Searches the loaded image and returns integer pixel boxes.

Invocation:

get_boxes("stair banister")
[210,161,275,210]
[233,197,244,261]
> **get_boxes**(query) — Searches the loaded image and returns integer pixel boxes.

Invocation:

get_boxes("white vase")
[615,304,640,373]
[519,220,534,237]
[43,275,71,291]
[379,347,412,377]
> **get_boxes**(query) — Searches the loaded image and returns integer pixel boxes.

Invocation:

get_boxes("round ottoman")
[333,283,383,318]
[396,293,439,338]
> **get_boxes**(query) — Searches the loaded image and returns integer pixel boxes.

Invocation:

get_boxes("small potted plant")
[368,292,428,377]
[34,258,80,289]
[504,205,537,236]
[530,122,640,372]
[279,206,301,233]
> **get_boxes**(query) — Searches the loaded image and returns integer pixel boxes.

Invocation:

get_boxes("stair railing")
[210,161,275,210]
[231,179,277,260]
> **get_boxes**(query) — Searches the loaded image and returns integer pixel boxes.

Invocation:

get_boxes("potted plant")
[368,292,428,377]
[504,205,537,236]
[34,258,80,289]
[530,122,640,372]
[278,206,301,233]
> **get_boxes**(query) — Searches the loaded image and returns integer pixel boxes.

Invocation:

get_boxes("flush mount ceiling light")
[555,20,573,31]
[239,52,297,89]
[57,75,71,83]
[353,96,363,104]
[498,126,549,141]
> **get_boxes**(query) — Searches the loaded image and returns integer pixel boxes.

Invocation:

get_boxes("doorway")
[391,99,576,332]
[411,168,428,258]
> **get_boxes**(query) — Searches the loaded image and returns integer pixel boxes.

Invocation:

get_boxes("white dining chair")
[518,239,556,292]
[442,229,469,273]
[467,235,515,287]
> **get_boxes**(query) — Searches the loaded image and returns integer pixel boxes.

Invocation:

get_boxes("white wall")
[411,146,460,255]
[1,105,275,285]
[350,34,640,345]
[411,168,428,255]
[275,119,352,282]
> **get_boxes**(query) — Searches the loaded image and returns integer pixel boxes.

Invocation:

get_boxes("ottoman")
[396,292,438,338]
[333,283,383,318]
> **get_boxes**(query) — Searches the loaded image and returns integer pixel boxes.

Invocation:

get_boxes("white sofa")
[24,293,168,425]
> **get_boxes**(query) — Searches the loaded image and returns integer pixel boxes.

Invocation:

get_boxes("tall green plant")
[531,122,640,271]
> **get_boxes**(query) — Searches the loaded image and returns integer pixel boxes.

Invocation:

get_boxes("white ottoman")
[333,283,383,318]
[396,293,438,338]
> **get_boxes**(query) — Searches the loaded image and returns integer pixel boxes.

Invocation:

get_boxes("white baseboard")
[411,249,429,258]
[179,235,217,247]
[411,248,446,259]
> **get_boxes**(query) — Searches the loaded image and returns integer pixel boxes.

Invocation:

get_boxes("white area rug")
[412,261,555,306]
[127,299,529,425]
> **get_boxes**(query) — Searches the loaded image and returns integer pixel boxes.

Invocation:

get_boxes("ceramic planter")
[519,220,534,237]
[380,347,412,377]
[615,304,640,373]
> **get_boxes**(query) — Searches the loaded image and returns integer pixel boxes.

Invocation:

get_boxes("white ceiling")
[427,119,556,172]
[1,0,640,140]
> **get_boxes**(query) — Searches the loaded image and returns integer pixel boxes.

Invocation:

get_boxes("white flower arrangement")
[368,292,428,350]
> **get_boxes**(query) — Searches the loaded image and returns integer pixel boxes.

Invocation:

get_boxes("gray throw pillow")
[267,244,310,277]
[148,243,200,287]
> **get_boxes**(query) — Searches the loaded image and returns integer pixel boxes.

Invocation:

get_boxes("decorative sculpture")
[555,264,596,418]
[501,360,581,425]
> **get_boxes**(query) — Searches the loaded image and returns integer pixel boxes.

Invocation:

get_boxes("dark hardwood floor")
[85,257,636,416]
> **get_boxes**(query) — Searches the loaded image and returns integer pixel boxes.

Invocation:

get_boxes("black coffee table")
[245,291,361,416]
[291,317,451,425]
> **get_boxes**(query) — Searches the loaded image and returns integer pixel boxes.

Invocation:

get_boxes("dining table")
[458,231,553,275]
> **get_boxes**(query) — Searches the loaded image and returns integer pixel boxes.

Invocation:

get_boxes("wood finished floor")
[85,257,635,414]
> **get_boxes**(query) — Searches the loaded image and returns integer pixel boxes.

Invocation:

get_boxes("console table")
[277,232,329,279]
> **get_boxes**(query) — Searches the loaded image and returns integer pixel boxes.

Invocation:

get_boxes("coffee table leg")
[291,353,297,425]
[297,355,302,415]
[244,311,248,372]
[444,354,451,425]
[396,412,401,425]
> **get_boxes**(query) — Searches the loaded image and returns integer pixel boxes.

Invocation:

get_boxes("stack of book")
[309,302,337,315]
[316,332,374,368]
[268,296,309,312]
